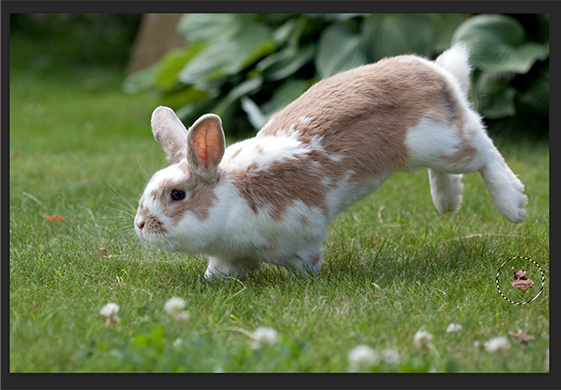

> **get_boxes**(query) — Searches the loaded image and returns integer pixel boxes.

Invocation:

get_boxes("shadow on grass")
[142,237,492,292]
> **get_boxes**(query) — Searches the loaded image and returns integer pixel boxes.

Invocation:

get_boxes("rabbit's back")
[222,55,468,222]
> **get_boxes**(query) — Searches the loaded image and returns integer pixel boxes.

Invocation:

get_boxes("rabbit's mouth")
[135,212,168,237]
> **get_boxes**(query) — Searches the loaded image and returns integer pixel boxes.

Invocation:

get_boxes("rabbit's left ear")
[187,114,226,183]
[151,106,188,165]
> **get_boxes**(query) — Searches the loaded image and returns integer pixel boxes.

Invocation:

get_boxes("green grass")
[9,35,549,373]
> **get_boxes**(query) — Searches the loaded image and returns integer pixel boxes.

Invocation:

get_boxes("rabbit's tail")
[435,42,472,97]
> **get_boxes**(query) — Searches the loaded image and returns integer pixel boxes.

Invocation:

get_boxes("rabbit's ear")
[151,106,188,165]
[187,114,226,183]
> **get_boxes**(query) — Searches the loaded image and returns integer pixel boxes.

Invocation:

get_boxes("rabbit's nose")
[136,216,145,230]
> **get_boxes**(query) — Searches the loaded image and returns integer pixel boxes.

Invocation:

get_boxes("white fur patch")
[324,170,390,218]
[222,135,309,173]
[404,117,462,171]
[403,111,488,174]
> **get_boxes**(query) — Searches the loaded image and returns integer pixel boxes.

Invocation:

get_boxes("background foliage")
[9,13,549,375]
[124,13,549,140]
[10,13,143,68]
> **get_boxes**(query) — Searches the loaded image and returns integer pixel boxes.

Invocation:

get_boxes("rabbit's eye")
[170,189,186,201]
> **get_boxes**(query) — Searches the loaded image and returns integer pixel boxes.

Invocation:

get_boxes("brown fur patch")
[441,136,477,165]
[230,55,466,219]
[146,171,218,224]
[231,147,242,159]
[142,213,167,234]
[177,160,189,173]
[228,153,329,220]
[167,177,217,224]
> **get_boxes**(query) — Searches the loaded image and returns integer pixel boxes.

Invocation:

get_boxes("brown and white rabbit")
[134,43,527,280]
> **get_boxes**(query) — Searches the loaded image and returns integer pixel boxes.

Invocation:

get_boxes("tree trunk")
[127,14,186,74]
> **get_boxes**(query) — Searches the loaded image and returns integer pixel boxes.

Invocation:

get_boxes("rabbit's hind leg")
[428,169,464,215]
[423,120,527,223]
[478,144,528,223]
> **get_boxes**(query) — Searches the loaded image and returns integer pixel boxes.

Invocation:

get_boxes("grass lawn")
[8,34,549,375]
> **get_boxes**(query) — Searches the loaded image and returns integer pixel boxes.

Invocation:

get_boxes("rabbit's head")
[134,107,229,255]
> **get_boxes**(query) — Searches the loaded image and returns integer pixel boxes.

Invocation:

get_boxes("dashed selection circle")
[495,256,545,305]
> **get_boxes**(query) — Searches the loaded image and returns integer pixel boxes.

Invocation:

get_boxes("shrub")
[124,13,548,140]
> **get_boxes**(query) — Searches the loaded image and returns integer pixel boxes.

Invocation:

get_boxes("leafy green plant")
[124,13,548,140]
[123,13,469,136]
[452,14,549,139]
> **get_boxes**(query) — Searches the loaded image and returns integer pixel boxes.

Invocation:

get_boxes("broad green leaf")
[316,23,368,77]
[476,71,515,95]
[161,85,208,109]
[272,15,308,49]
[154,42,207,88]
[480,87,517,119]
[260,13,295,26]
[452,14,549,73]
[361,14,436,60]
[122,65,157,94]
[177,43,230,90]
[272,18,297,45]
[305,14,366,22]
[233,24,278,71]
[257,45,315,81]
[432,14,470,52]
[256,48,294,73]
[241,96,268,129]
[176,98,217,125]
[178,23,276,90]
[261,78,312,116]
[517,69,549,117]
[176,14,255,43]
[213,76,263,116]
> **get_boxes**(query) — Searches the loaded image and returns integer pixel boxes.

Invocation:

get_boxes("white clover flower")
[100,302,119,317]
[250,327,279,349]
[100,303,120,324]
[214,365,224,373]
[173,337,184,349]
[110,349,124,359]
[473,341,481,348]
[348,345,380,372]
[483,336,510,352]
[413,330,434,347]
[382,348,400,364]
[164,297,187,316]
[175,311,190,321]
[446,323,463,333]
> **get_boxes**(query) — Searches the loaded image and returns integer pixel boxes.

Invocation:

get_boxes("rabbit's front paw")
[204,257,259,281]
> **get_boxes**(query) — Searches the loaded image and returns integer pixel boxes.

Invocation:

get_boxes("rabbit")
[134,43,528,280]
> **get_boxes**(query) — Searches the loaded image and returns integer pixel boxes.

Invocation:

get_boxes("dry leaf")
[43,214,65,222]
[511,267,535,289]
[98,247,113,258]
[511,279,535,289]
[509,330,535,345]
[98,247,117,258]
